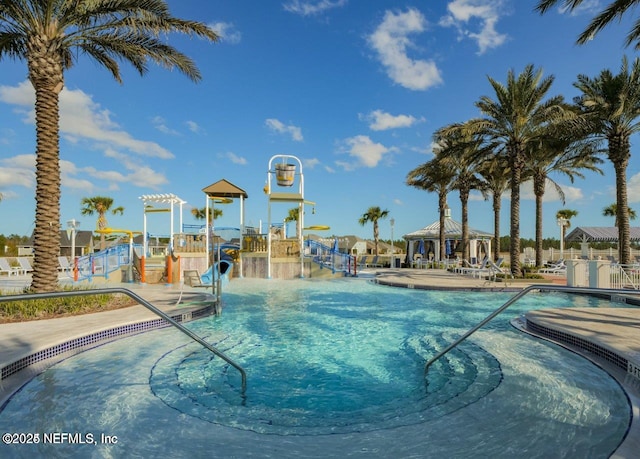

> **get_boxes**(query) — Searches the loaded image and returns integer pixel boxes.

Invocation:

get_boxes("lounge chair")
[17,257,34,274]
[357,256,369,270]
[183,269,212,287]
[539,261,567,274]
[0,258,21,276]
[457,257,489,276]
[58,256,72,272]
[366,256,382,268]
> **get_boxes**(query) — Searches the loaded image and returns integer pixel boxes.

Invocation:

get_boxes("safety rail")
[610,264,640,290]
[0,288,247,394]
[304,239,354,274]
[424,284,640,376]
[74,244,142,281]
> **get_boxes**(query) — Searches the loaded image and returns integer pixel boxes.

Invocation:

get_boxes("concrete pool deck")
[1,269,639,457]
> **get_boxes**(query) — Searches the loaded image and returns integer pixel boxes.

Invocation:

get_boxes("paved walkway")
[1,270,639,457]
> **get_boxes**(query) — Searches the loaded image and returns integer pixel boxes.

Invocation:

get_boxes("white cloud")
[364,109,423,131]
[303,158,321,169]
[368,8,442,91]
[0,155,34,188]
[0,80,174,159]
[224,152,248,165]
[627,172,640,203]
[209,22,242,44]
[185,120,203,134]
[339,135,393,169]
[558,0,601,16]
[265,118,304,141]
[521,180,584,202]
[152,116,180,135]
[283,0,347,16]
[439,0,508,54]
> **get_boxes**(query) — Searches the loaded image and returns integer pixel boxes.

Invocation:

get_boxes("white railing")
[610,264,640,290]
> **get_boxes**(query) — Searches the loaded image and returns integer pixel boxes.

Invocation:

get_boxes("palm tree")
[536,0,640,49]
[556,209,578,252]
[603,204,637,227]
[407,157,456,262]
[80,196,124,250]
[441,65,572,276]
[574,56,640,264]
[284,207,301,238]
[358,206,389,256]
[526,136,603,266]
[191,207,223,224]
[433,128,486,262]
[476,153,510,262]
[0,0,218,292]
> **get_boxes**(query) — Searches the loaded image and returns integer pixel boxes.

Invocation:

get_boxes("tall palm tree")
[284,207,300,238]
[476,153,510,261]
[574,56,640,264]
[407,157,456,262]
[441,65,571,276]
[358,206,389,256]
[191,207,223,224]
[526,136,603,266]
[0,0,218,292]
[433,128,486,262]
[536,0,640,49]
[80,196,124,250]
[556,208,578,251]
[603,204,637,226]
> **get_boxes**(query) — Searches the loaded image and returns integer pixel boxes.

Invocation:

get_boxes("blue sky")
[1,0,639,243]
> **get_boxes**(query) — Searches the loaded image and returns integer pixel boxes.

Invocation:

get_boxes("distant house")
[26,230,95,258]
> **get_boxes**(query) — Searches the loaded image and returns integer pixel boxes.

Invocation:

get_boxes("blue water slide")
[200,260,233,285]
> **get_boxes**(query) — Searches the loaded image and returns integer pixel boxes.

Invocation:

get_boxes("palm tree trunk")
[614,160,631,264]
[533,174,545,267]
[439,193,447,262]
[460,188,470,261]
[610,135,631,264]
[509,146,523,276]
[492,193,501,261]
[373,222,379,256]
[31,84,62,292]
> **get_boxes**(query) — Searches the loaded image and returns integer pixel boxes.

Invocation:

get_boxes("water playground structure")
[68,155,355,290]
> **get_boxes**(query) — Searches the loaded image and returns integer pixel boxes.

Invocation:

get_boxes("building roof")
[565,226,640,242]
[202,179,248,199]
[403,217,492,240]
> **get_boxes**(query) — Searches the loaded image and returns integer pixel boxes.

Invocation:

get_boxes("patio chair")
[183,269,212,287]
[366,256,382,268]
[58,256,72,272]
[457,257,490,277]
[0,257,21,276]
[17,257,34,274]
[357,256,369,270]
[539,261,567,274]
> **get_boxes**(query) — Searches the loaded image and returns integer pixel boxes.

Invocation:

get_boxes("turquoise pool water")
[0,278,631,458]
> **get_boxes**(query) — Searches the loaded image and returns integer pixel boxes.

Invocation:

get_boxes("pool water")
[0,279,631,458]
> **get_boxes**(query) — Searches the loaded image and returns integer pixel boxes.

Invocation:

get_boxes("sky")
[1,0,640,243]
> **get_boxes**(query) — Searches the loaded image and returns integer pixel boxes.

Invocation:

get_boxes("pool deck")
[1,269,639,457]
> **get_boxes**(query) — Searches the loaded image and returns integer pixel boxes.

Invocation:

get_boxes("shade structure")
[403,215,492,263]
[565,226,640,243]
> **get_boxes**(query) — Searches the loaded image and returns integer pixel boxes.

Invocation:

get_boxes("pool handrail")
[0,288,247,394]
[424,284,640,376]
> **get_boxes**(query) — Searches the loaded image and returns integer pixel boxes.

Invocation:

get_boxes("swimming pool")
[0,279,631,458]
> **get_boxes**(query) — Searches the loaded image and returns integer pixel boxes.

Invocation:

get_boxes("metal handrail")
[0,288,247,394]
[424,284,640,376]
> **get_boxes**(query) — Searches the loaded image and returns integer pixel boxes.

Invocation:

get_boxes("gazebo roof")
[565,226,640,242]
[403,217,492,240]
[202,179,248,199]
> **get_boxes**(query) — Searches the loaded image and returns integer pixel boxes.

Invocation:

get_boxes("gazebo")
[403,211,492,264]
[565,226,640,258]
